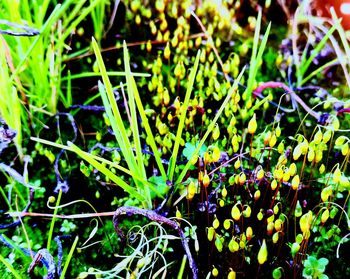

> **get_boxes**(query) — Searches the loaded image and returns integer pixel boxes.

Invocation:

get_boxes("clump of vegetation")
[1,0,350,278]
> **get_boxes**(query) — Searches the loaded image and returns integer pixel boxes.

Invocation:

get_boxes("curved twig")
[113,206,198,279]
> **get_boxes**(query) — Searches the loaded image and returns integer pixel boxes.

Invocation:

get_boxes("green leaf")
[182,142,207,161]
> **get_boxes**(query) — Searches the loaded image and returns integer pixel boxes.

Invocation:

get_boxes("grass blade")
[168,50,201,181]
[176,66,246,185]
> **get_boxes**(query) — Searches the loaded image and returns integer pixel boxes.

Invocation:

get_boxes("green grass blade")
[67,141,145,203]
[92,38,137,172]
[123,41,146,178]
[176,66,246,185]
[168,50,201,181]
[299,24,337,78]
[0,254,22,279]
[47,189,62,251]
[243,11,270,102]
[59,236,79,279]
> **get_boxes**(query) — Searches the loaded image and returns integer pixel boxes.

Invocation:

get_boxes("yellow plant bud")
[315,150,323,163]
[275,126,281,137]
[224,219,231,230]
[291,175,300,190]
[228,270,236,279]
[231,205,241,221]
[313,130,323,144]
[335,135,347,146]
[269,133,277,147]
[257,211,264,221]
[219,199,225,207]
[176,208,182,219]
[267,221,274,235]
[282,171,290,182]
[248,113,257,134]
[228,238,239,252]
[146,40,152,52]
[341,143,349,156]
[254,190,261,200]
[207,227,215,241]
[243,206,252,218]
[323,129,332,143]
[164,43,171,60]
[289,163,297,176]
[319,164,325,174]
[274,167,283,181]
[257,239,268,265]
[264,131,271,145]
[257,167,264,180]
[204,151,212,165]
[234,159,241,169]
[187,181,196,199]
[321,186,332,202]
[213,216,220,229]
[239,172,246,185]
[246,227,253,240]
[300,211,313,234]
[273,204,279,215]
[272,232,279,244]
[203,173,210,187]
[333,167,341,184]
[212,124,220,140]
[277,141,284,154]
[271,179,278,190]
[212,267,219,277]
[222,187,227,198]
[307,149,315,162]
[274,219,283,231]
[215,235,223,252]
[321,209,329,223]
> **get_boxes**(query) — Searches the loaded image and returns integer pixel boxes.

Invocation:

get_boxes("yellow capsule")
[277,141,284,154]
[239,172,246,185]
[341,143,349,156]
[321,186,332,202]
[212,267,219,277]
[254,190,261,200]
[246,227,253,240]
[176,208,182,219]
[203,174,210,187]
[212,146,221,162]
[207,227,215,241]
[212,123,220,140]
[273,204,279,215]
[215,235,223,252]
[271,179,278,190]
[228,238,239,252]
[231,205,241,221]
[164,43,171,60]
[274,167,283,181]
[307,149,315,162]
[213,216,220,229]
[257,239,268,265]
[319,164,325,174]
[243,206,252,218]
[289,163,297,176]
[274,219,283,231]
[221,187,227,198]
[300,211,313,234]
[223,219,231,230]
[234,158,241,169]
[313,130,323,144]
[228,270,236,279]
[269,133,277,148]
[248,113,257,134]
[282,171,290,182]
[323,129,332,143]
[272,232,279,243]
[291,175,300,191]
[257,211,264,221]
[321,209,329,223]
[257,168,264,180]
[267,221,274,236]
[333,167,341,184]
